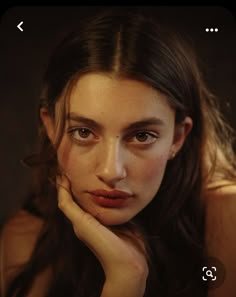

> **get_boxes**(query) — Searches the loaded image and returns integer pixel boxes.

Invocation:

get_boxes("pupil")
[80,129,89,138]
[137,133,147,142]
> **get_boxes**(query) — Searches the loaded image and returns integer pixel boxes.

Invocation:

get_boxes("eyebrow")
[66,112,165,131]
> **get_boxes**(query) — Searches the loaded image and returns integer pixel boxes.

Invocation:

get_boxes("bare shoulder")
[0,210,45,295]
[205,181,236,296]
[206,181,236,231]
[1,210,44,267]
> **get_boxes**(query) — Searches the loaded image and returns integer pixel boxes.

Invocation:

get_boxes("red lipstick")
[88,189,133,208]
[89,189,133,198]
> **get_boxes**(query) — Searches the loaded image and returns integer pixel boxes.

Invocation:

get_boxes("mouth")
[88,191,133,208]
[88,189,133,199]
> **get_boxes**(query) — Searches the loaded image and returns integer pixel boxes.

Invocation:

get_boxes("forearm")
[100,274,147,297]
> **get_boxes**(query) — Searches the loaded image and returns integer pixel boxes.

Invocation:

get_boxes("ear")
[40,107,55,144]
[168,116,193,159]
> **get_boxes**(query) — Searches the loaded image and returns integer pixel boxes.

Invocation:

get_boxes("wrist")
[101,272,147,297]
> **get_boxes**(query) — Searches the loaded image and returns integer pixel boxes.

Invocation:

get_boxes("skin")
[3,73,235,297]
[41,73,193,226]
[40,73,193,296]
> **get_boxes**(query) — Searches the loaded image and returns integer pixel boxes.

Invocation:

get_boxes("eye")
[67,127,96,141]
[130,131,159,144]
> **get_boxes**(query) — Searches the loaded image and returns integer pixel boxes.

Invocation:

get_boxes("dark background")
[0,6,235,224]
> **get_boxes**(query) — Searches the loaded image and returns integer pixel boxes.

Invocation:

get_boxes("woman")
[1,8,236,297]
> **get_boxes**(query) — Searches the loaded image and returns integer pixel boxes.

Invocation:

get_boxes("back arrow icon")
[17,21,23,32]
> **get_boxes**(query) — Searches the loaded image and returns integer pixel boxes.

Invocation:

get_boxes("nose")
[95,139,127,186]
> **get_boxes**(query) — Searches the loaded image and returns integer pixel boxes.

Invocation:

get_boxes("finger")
[56,175,116,247]
[56,175,100,235]
[56,175,146,275]
[56,175,83,223]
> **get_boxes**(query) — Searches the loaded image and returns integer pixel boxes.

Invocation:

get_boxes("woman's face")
[43,73,192,226]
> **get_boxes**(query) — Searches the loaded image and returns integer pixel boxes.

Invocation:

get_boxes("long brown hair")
[6,8,236,297]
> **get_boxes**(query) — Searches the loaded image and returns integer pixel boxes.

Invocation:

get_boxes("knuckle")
[130,260,149,279]
[58,198,67,210]
[73,224,80,237]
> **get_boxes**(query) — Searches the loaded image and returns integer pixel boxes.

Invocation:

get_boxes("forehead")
[68,73,174,120]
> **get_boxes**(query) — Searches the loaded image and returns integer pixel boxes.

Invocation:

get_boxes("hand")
[56,175,149,295]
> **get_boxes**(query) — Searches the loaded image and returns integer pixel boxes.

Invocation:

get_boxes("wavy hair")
[6,8,236,297]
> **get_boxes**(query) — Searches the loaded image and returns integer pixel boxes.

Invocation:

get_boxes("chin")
[91,212,128,226]
[72,191,133,226]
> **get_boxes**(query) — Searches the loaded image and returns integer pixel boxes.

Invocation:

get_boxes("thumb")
[56,175,126,272]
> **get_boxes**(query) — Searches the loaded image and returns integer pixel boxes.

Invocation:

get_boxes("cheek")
[57,140,81,174]
[57,141,71,172]
[57,140,94,179]
[139,154,168,182]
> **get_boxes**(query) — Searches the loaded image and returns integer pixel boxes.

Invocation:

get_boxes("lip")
[88,189,133,199]
[89,194,131,208]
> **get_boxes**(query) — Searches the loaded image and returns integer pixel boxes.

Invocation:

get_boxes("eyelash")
[67,127,159,145]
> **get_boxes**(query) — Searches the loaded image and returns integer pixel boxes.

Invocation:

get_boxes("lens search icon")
[202,266,217,281]
[202,257,226,289]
